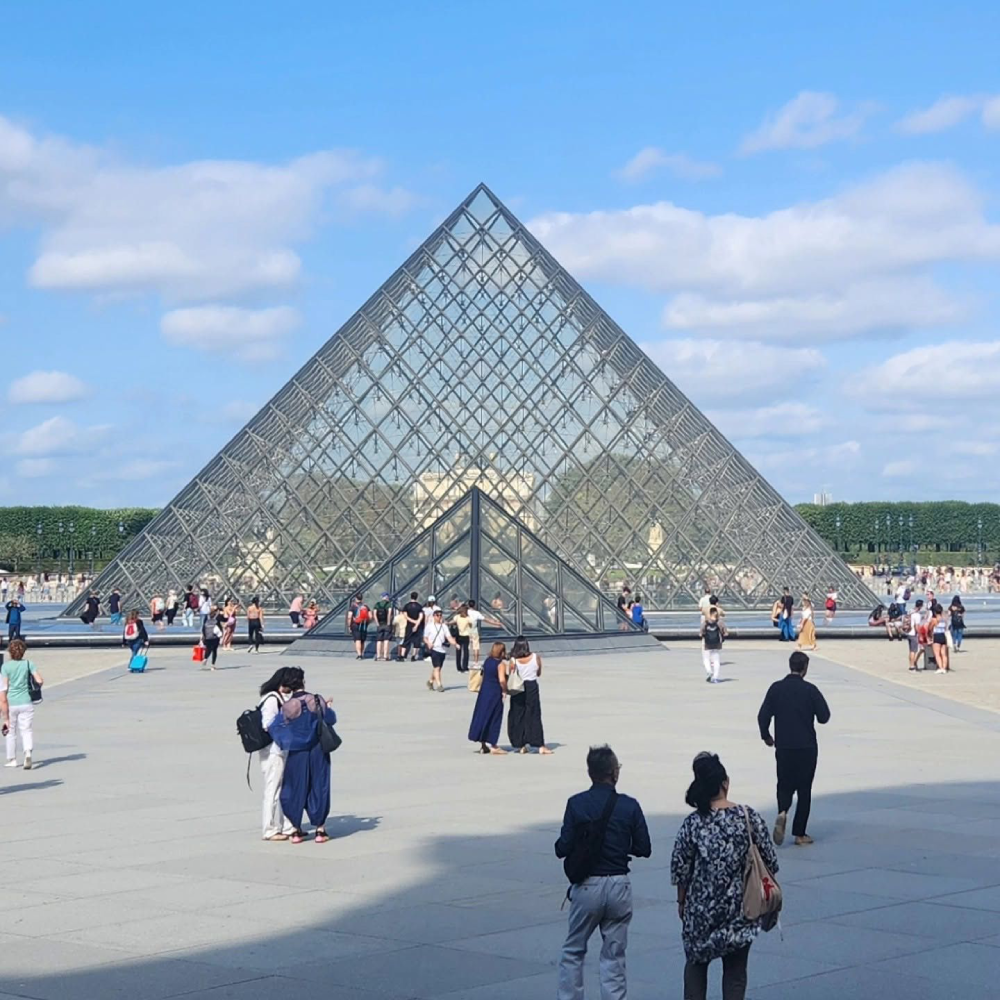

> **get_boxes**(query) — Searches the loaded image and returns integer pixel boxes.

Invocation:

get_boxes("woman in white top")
[506,636,553,754]
[424,608,457,692]
[258,667,295,841]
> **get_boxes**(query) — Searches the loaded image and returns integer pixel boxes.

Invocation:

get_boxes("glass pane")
[483,505,518,556]
[521,535,558,590]
[435,568,470,605]
[435,497,471,549]
[394,536,432,585]
[437,539,471,582]
[521,571,558,632]
[561,572,600,627]
[481,538,516,589]
[479,569,518,628]
[563,606,595,633]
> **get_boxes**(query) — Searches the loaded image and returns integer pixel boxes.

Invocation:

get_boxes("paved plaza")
[3,639,1000,999]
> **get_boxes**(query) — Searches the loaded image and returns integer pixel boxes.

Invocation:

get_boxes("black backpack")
[703,621,722,649]
[375,600,391,625]
[563,791,618,892]
[236,693,279,786]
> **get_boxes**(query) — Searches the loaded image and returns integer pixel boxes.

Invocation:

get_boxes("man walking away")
[757,651,830,846]
[349,594,369,659]
[555,745,651,1000]
[373,592,394,661]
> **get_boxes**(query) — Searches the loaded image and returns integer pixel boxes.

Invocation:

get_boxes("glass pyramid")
[300,487,641,643]
[65,183,875,615]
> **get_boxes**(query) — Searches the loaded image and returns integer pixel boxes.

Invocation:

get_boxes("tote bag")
[741,806,782,927]
[506,660,524,694]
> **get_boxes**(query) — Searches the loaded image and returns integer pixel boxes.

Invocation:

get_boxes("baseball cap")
[433,607,443,615]
[381,592,389,598]
[428,594,437,601]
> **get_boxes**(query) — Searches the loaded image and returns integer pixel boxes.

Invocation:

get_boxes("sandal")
[290,830,306,844]
[314,830,329,844]
[265,833,290,842]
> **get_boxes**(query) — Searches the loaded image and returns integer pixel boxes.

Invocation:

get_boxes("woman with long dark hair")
[671,752,778,1000]
[267,668,337,844]
[468,641,508,754]
[506,636,553,755]
[258,667,295,841]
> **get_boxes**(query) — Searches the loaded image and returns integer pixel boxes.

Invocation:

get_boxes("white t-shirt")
[425,621,450,653]
[199,596,212,615]
[802,606,813,622]
[698,594,712,617]
[259,691,285,756]
[908,610,922,636]
[466,608,484,631]
[895,585,907,604]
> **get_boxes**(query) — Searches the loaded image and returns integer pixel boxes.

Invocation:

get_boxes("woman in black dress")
[506,636,552,754]
[468,641,508,754]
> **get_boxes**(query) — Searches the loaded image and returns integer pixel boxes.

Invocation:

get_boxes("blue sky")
[1,1,999,507]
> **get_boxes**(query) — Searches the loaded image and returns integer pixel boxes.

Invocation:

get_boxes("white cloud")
[12,415,109,456]
[338,183,419,215]
[748,439,861,474]
[530,163,1000,341]
[896,95,983,134]
[882,459,917,478]
[708,402,829,439]
[8,369,90,404]
[983,96,1000,130]
[639,338,826,404]
[160,305,300,361]
[616,148,721,182]
[740,91,871,154]
[0,114,413,301]
[97,458,180,481]
[663,278,963,342]
[852,341,1000,405]
[14,458,54,478]
[895,94,1000,134]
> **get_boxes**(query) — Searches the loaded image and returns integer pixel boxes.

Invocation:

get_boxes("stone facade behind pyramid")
[66,184,875,616]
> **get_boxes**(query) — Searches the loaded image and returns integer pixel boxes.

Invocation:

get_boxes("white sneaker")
[4,759,17,768]
[23,755,31,770]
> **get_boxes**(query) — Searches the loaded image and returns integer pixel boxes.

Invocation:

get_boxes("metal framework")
[65,183,875,615]
[304,487,641,640]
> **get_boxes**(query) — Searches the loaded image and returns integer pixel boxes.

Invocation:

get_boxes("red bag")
[192,644,205,662]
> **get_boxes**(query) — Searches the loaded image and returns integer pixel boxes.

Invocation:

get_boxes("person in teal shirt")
[1,639,42,769]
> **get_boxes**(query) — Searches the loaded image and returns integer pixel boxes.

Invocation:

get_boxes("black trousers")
[776,747,818,837]
[203,636,220,665]
[455,635,470,672]
[683,944,750,1000]
[248,620,262,650]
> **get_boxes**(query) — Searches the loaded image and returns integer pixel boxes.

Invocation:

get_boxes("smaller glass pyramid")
[298,487,641,645]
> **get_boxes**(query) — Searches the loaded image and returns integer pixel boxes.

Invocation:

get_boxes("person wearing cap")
[424,608,457,692]
[373,592,395,661]
[419,594,441,661]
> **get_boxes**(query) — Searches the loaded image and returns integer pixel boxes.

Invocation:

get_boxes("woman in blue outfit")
[468,641,508,754]
[267,668,337,844]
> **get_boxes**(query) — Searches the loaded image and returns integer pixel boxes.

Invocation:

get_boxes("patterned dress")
[670,805,779,963]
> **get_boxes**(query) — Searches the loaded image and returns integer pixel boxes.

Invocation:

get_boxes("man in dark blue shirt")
[5,598,24,642]
[758,651,831,847]
[554,745,651,1000]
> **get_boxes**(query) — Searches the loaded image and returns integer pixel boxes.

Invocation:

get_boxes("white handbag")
[506,660,524,694]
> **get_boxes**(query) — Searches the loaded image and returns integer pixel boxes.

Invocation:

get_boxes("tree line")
[795,501,1000,560]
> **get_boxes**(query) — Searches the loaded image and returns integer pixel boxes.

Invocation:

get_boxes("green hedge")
[796,501,1000,559]
[0,507,159,565]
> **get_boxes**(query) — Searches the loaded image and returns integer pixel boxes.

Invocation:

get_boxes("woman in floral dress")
[671,752,779,1000]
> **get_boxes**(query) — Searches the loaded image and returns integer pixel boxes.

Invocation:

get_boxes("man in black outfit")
[757,651,830,846]
[399,591,424,661]
[554,745,651,1000]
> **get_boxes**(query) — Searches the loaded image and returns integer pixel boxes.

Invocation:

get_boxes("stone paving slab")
[3,642,1000,998]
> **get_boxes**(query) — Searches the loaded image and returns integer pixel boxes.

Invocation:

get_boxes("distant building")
[813,491,833,507]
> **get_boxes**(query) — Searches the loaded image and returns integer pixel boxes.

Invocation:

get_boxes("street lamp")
[57,521,64,575]
[36,523,42,575]
[835,515,842,553]
[68,520,75,577]
[89,525,96,576]
[978,517,983,566]
[909,514,914,555]
[874,517,879,557]
[898,515,904,565]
